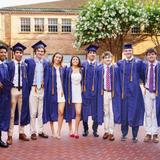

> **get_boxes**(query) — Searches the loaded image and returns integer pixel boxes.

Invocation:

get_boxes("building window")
[62,19,72,32]
[20,18,31,32]
[48,18,58,32]
[131,26,141,34]
[34,18,44,32]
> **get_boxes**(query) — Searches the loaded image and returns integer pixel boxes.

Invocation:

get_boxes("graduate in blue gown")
[25,41,49,140]
[0,45,13,148]
[97,51,121,140]
[43,52,66,139]
[82,45,100,137]
[142,48,160,143]
[117,43,145,143]
[64,56,83,138]
[6,43,30,145]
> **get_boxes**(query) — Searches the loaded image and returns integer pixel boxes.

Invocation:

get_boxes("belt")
[32,85,44,89]
[104,89,111,92]
[146,88,156,93]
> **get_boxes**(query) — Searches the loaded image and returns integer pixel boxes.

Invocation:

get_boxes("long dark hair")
[70,55,81,68]
[51,52,63,66]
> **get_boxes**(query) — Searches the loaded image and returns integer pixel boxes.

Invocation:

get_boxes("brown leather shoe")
[153,134,159,143]
[31,133,37,140]
[103,132,109,139]
[19,134,29,141]
[144,134,152,142]
[108,134,115,141]
[38,132,48,138]
[7,136,12,145]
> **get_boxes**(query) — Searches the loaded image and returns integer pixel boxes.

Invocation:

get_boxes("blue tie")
[37,61,42,89]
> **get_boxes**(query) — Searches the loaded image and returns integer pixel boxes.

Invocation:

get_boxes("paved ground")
[0,118,160,160]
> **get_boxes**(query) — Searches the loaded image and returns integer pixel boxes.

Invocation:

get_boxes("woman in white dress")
[65,56,82,138]
[43,52,66,139]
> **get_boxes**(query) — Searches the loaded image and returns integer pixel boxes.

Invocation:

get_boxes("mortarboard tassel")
[156,64,158,96]
[52,66,54,96]
[112,64,115,98]
[122,61,125,99]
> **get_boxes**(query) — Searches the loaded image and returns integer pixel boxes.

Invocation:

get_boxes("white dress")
[55,67,65,103]
[71,72,82,103]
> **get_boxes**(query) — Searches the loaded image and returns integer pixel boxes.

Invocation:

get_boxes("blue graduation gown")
[117,58,145,127]
[0,63,13,131]
[97,64,121,125]
[43,64,66,123]
[81,61,99,123]
[142,61,160,126]
[64,67,83,122]
[7,61,30,126]
[24,58,49,124]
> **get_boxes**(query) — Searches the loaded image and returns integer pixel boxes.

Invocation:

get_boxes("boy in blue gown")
[6,43,30,145]
[143,48,160,143]
[25,41,48,140]
[0,45,13,148]
[117,43,145,143]
[97,51,121,141]
[82,44,100,137]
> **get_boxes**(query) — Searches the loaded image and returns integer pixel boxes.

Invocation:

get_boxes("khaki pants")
[9,88,24,136]
[29,86,44,134]
[144,90,159,135]
[103,91,114,134]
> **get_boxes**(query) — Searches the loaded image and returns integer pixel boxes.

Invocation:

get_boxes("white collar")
[14,59,22,64]
[148,60,157,66]
[125,56,134,61]
[35,58,43,63]
[0,60,3,64]
[103,63,112,68]
[87,59,96,64]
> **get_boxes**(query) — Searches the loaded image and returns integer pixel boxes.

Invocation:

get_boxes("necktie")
[149,63,154,92]
[106,66,110,90]
[37,61,42,89]
[18,62,21,91]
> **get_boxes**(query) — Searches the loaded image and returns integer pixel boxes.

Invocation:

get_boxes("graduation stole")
[83,62,96,92]
[122,58,135,99]
[145,62,159,96]
[100,64,115,97]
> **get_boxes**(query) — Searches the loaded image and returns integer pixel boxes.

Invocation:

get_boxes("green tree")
[75,0,147,60]
[145,1,160,54]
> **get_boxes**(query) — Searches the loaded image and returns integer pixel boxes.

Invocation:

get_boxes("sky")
[0,0,61,8]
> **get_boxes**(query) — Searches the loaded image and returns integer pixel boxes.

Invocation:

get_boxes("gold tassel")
[122,61,125,99]
[51,66,54,96]
[83,63,87,92]
[112,64,115,98]
[156,65,158,96]
[130,59,134,82]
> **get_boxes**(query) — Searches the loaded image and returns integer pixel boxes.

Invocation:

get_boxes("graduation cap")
[12,43,26,52]
[123,43,133,49]
[32,40,47,49]
[85,44,98,52]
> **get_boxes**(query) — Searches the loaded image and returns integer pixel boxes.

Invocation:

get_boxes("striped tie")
[106,66,110,90]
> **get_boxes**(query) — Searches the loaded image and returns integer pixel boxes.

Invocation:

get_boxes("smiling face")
[87,51,96,62]
[14,50,23,62]
[35,48,45,60]
[53,53,63,66]
[123,48,133,59]
[103,55,112,65]
[71,56,80,67]
[0,48,7,61]
[146,52,157,63]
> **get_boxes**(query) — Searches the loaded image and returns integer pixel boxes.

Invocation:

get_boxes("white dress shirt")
[13,60,22,87]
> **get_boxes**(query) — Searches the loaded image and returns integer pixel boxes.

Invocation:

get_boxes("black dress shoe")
[93,132,99,137]
[0,140,8,148]
[82,131,89,137]
[38,132,48,138]
[132,137,138,143]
